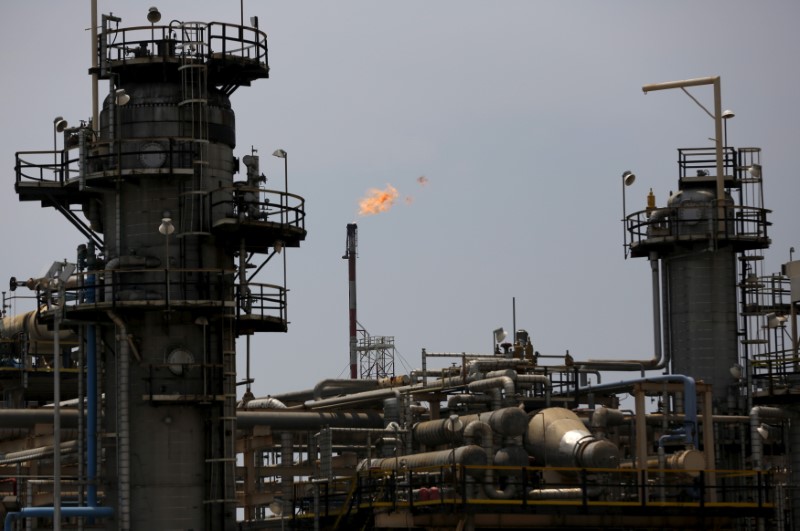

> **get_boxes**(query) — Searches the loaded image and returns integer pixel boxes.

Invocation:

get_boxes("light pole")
[272,149,289,324]
[53,117,68,179]
[722,109,735,148]
[272,149,288,224]
[621,170,636,258]
[642,76,726,235]
[159,216,175,307]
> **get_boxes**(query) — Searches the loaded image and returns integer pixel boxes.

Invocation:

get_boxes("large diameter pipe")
[0,309,77,345]
[525,407,619,469]
[359,445,487,478]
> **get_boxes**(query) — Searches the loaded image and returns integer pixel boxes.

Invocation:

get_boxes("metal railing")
[625,203,770,252]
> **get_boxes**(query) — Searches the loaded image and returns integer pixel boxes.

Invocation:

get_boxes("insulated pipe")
[590,406,626,432]
[467,358,535,373]
[241,397,287,409]
[447,394,493,411]
[312,378,379,400]
[237,410,384,430]
[516,374,552,407]
[359,445,487,478]
[463,420,516,499]
[467,377,515,402]
[413,407,528,447]
[107,311,130,530]
[304,388,399,410]
[0,441,78,466]
[0,309,77,345]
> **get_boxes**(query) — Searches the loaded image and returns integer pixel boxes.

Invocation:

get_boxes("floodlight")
[147,7,162,24]
[115,89,130,106]
[622,170,636,186]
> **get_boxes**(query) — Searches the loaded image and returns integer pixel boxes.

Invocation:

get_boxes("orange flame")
[358,184,399,216]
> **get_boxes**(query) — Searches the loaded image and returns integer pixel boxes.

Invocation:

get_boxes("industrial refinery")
[0,3,799,531]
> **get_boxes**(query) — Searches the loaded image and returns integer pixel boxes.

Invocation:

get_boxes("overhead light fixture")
[493,327,507,344]
[53,116,69,133]
[722,109,735,120]
[158,217,175,235]
[147,7,162,24]
[757,423,781,442]
[115,89,131,106]
[622,170,636,186]
[747,164,762,178]
[765,312,787,329]
[729,363,743,379]
[268,501,283,516]
[272,149,287,159]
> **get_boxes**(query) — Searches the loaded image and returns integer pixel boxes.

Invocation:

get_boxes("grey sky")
[1,1,799,396]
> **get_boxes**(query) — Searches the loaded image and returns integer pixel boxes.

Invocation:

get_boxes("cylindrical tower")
[627,149,768,412]
[13,12,305,530]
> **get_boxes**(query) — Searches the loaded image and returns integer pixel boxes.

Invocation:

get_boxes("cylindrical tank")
[663,189,738,408]
[524,407,619,469]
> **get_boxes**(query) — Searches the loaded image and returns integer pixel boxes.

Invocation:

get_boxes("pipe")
[413,407,528,447]
[447,394,493,411]
[525,407,619,469]
[304,387,399,410]
[237,410,384,430]
[579,375,698,446]
[280,432,293,517]
[0,309,78,345]
[345,223,357,379]
[583,253,666,372]
[0,441,78,466]
[107,311,130,530]
[91,0,98,132]
[5,507,114,531]
[359,445,487,478]
[241,397,287,409]
[312,378,379,401]
[516,374,552,406]
[467,376,515,403]
[52,296,62,527]
[463,420,515,499]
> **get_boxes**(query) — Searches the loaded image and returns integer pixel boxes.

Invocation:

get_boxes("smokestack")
[344,223,358,379]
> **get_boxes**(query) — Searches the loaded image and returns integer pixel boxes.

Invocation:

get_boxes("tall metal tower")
[11,10,305,530]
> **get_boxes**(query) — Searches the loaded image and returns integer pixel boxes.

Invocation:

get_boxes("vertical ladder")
[178,22,211,235]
